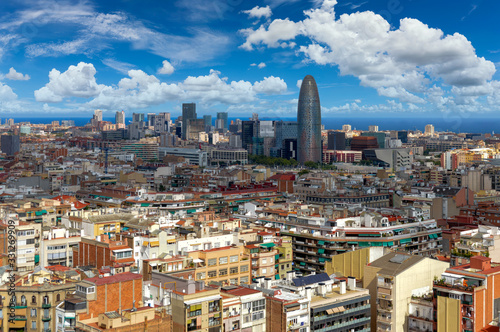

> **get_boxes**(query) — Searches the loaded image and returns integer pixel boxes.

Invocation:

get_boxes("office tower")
[350,136,379,151]
[1,135,20,156]
[6,119,14,126]
[272,121,298,158]
[425,124,434,136]
[186,119,205,140]
[94,109,103,122]
[241,120,258,152]
[147,113,156,127]
[327,131,346,150]
[115,111,125,125]
[132,113,145,123]
[297,75,322,164]
[182,103,197,139]
[216,112,228,132]
[342,124,352,132]
[369,125,379,132]
[154,112,170,133]
[203,115,212,128]
[397,130,408,143]
[361,132,387,149]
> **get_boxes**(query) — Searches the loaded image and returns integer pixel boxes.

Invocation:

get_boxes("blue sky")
[1,0,500,119]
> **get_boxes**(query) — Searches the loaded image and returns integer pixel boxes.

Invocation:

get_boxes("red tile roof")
[85,272,142,286]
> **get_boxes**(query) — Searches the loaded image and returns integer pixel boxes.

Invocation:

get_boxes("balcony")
[377,282,393,288]
[377,315,392,324]
[42,303,51,308]
[42,315,51,321]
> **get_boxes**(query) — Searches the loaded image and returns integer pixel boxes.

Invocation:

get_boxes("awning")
[384,242,394,247]
[318,241,325,245]
[372,242,383,247]
[150,241,159,247]
[336,306,345,313]
[275,274,280,280]
[260,243,275,248]
[326,308,335,315]
[347,242,357,245]
[167,239,176,244]
[299,262,306,266]
[359,242,370,247]
[9,321,26,329]
[186,209,197,214]
[193,259,204,263]
[141,203,150,207]
[34,254,39,264]
[400,238,411,244]
[275,254,280,260]
[143,241,149,246]
[318,249,325,254]
[35,210,47,216]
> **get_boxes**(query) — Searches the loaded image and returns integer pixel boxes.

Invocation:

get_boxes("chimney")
[264,278,272,289]
[339,280,346,294]
[347,277,356,290]
[305,286,312,301]
[318,282,326,297]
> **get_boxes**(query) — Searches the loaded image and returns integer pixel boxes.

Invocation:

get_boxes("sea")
[8,115,500,134]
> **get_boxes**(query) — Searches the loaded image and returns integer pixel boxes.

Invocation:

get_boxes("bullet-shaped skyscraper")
[297,75,322,164]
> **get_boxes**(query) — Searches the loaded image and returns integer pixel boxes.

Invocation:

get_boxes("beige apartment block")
[364,252,449,332]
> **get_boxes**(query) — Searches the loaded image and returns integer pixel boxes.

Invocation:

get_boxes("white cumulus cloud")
[242,5,272,19]
[5,67,30,80]
[158,60,175,75]
[240,0,499,106]
[34,62,105,103]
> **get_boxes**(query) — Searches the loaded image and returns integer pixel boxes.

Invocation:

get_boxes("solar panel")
[293,273,330,287]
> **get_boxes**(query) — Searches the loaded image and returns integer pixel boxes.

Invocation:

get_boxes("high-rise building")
[327,131,346,150]
[272,121,298,158]
[94,109,103,122]
[182,103,197,139]
[115,110,125,125]
[369,125,379,132]
[342,124,352,132]
[216,112,228,132]
[132,113,145,123]
[397,130,408,143]
[1,134,20,156]
[154,112,170,133]
[147,113,156,127]
[297,75,322,164]
[425,124,435,136]
[203,115,212,129]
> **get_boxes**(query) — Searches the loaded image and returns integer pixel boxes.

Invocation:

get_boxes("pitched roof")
[84,272,142,286]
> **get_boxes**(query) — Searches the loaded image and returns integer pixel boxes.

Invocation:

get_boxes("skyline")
[0,0,500,117]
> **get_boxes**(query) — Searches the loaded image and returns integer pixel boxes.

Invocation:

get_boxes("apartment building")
[55,272,143,331]
[154,273,223,332]
[276,236,293,280]
[245,243,279,282]
[363,252,449,332]
[72,235,135,273]
[281,219,443,275]
[39,226,81,267]
[0,268,78,332]
[433,256,500,332]
[221,285,267,331]
[0,219,41,272]
[189,245,251,285]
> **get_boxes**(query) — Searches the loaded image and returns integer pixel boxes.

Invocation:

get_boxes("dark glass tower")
[297,75,322,164]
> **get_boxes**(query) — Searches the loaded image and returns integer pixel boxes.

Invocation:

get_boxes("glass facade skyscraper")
[297,75,322,164]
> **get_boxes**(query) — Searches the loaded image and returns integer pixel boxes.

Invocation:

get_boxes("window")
[21,295,26,306]
[261,268,267,274]
[31,309,37,317]
[230,255,238,263]
[31,296,36,304]
[219,256,228,265]
[196,272,206,280]
[208,258,217,266]
[43,296,49,305]
[208,270,217,278]
[252,299,265,311]
[230,267,238,274]
[262,258,267,264]
[219,268,228,276]
[31,321,36,330]
[240,276,249,284]
[229,278,238,285]
[56,294,60,302]
[252,311,264,320]
[114,251,132,259]
[241,265,249,272]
